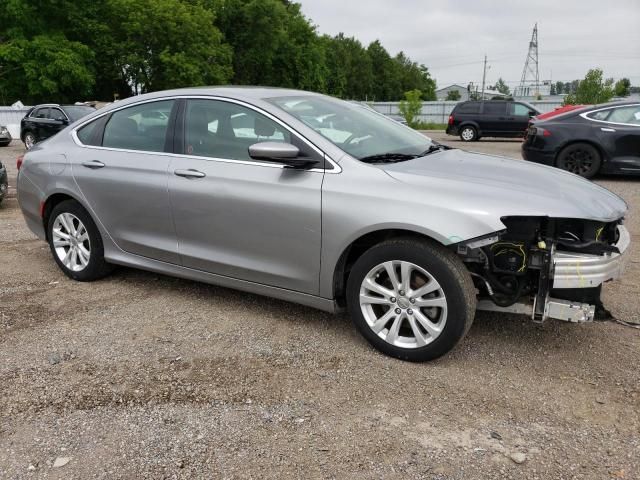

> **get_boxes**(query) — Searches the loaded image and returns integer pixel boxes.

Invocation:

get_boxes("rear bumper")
[521,143,556,166]
[552,225,630,289]
[446,126,458,135]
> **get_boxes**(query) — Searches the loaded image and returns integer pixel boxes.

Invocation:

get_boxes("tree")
[0,35,94,104]
[614,78,631,97]
[563,68,614,105]
[445,90,461,101]
[492,77,510,96]
[398,89,423,128]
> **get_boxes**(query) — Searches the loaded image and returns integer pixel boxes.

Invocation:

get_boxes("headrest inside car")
[254,117,276,137]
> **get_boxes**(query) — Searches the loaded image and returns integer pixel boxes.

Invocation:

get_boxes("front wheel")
[47,200,114,281]
[459,126,477,142]
[556,143,601,178]
[346,238,476,361]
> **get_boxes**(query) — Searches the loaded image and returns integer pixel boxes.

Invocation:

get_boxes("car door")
[31,107,50,141]
[592,105,640,172]
[480,101,508,134]
[71,99,180,264]
[168,98,324,294]
[508,102,533,135]
[47,107,70,138]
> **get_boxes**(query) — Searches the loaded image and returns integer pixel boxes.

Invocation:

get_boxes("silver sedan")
[17,87,630,361]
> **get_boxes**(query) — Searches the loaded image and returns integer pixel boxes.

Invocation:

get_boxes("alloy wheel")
[25,133,35,150]
[461,128,474,141]
[359,260,448,349]
[563,149,594,176]
[52,212,91,272]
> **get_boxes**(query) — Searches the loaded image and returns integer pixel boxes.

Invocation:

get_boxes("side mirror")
[248,142,318,169]
[53,118,68,125]
[528,110,537,117]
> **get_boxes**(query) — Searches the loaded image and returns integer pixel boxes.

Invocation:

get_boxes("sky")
[296,0,640,89]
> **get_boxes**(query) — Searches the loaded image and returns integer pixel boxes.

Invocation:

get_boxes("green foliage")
[0,34,94,104]
[563,69,614,105]
[614,78,631,97]
[492,77,510,96]
[398,89,423,128]
[411,121,447,130]
[0,0,437,103]
[445,90,461,101]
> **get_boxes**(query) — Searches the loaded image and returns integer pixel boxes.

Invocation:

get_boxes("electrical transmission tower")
[517,23,540,97]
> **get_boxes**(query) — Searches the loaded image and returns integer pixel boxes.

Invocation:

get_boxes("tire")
[47,200,114,281]
[556,143,601,178]
[23,131,36,150]
[459,125,477,142]
[346,237,476,362]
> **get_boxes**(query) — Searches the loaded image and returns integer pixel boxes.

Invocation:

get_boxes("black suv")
[21,104,95,149]
[446,100,539,141]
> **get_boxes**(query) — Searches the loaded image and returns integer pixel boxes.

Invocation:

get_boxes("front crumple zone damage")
[454,216,630,323]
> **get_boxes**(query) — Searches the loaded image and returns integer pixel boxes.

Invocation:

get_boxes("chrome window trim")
[580,103,640,128]
[70,95,342,174]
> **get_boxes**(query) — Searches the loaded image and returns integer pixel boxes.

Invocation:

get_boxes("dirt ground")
[1,133,639,479]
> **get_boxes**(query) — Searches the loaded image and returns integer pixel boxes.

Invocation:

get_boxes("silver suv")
[17,88,630,361]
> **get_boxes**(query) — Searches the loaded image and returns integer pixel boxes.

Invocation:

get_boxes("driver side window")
[184,100,291,161]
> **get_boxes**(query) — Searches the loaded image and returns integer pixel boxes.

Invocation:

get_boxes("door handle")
[82,160,105,169]
[600,127,616,132]
[174,169,206,178]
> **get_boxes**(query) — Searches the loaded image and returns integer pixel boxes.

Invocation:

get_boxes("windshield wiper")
[418,143,450,156]
[359,153,419,164]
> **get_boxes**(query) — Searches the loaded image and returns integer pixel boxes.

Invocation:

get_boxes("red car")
[535,104,586,121]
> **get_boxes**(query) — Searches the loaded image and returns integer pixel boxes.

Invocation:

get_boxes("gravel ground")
[1,135,639,479]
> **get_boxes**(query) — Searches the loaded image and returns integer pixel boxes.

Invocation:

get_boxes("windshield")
[64,105,96,122]
[267,96,434,161]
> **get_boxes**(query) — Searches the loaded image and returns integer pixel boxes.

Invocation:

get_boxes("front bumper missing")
[552,225,630,289]
[476,225,630,323]
[477,297,596,323]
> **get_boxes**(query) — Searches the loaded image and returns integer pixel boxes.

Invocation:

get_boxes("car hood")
[382,149,627,223]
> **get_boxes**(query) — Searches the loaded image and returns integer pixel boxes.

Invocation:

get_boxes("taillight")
[17,154,24,170]
[448,115,454,126]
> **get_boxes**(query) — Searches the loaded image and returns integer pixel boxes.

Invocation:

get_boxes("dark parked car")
[522,101,640,178]
[0,160,7,204]
[446,100,539,141]
[0,125,11,146]
[21,104,95,149]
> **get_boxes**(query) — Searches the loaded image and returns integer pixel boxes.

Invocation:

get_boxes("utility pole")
[481,55,487,100]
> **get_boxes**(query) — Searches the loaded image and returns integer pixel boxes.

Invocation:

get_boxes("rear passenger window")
[456,102,480,114]
[483,102,506,114]
[586,110,611,121]
[607,106,640,125]
[102,100,174,152]
[77,121,99,145]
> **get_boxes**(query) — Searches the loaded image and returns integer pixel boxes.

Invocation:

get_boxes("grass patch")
[411,122,447,130]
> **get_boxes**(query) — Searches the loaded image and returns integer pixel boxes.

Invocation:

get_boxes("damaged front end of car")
[455,216,630,323]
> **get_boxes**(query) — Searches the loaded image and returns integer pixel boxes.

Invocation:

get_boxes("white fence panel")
[0,108,30,138]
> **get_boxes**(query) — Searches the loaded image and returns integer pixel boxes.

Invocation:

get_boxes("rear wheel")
[459,125,477,142]
[23,132,36,150]
[556,143,601,178]
[47,200,114,281]
[346,238,476,361]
